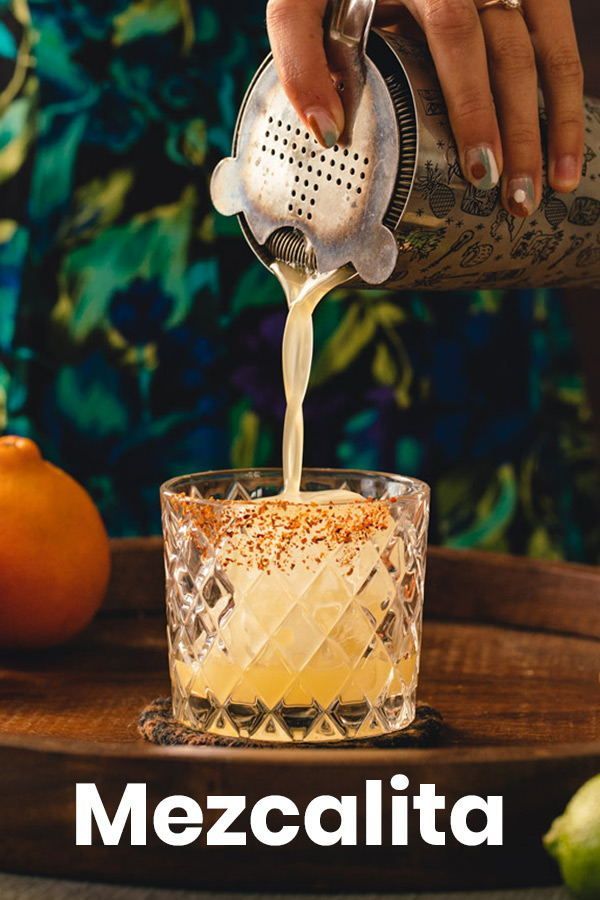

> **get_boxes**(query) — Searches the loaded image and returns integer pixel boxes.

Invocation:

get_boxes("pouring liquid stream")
[270,261,363,504]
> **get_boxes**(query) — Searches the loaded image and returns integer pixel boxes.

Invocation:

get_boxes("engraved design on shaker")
[567,197,600,226]
[491,208,518,242]
[469,267,527,284]
[547,235,585,270]
[461,184,501,217]
[460,242,494,268]
[582,145,596,177]
[417,88,445,117]
[540,186,568,229]
[415,161,456,218]
[511,230,563,264]
[424,230,473,269]
[403,228,447,260]
[576,246,600,267]
[443,143,463,184]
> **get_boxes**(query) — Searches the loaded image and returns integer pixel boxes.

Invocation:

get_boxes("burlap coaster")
[139,698,443,748]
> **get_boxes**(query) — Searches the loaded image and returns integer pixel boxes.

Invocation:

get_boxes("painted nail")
[506,176,536,217]
[553,155,580,192]
[464,146,499,190]
[305,106,340,149]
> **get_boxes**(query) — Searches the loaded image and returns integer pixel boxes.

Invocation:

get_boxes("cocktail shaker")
[211,0,600,289]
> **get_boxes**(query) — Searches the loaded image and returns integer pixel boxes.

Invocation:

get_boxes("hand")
[266,0,584,217]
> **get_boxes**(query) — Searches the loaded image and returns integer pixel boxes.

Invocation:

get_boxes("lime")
[544,774,600,900]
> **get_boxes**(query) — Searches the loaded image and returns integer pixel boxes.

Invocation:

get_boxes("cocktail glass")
[161,468,429,744]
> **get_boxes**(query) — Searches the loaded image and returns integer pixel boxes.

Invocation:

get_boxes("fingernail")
[553,154,580,192]
[305,106,340,148]
[464,145,499,190]
[506,176,536,217]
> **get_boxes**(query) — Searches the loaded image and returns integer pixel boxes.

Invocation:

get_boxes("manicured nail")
[506,176,536,217]
[553,155,580,192]
[464,145,499,190]
[305,106,340,148]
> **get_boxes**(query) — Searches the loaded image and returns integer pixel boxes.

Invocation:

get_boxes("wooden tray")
[0,540,598,892]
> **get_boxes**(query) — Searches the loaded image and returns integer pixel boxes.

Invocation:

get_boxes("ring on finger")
[476,0,524,13]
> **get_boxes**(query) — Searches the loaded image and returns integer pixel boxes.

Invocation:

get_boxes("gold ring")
[477,0,523,11]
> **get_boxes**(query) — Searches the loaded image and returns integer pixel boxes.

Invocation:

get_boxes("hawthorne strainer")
[211,0,600,290]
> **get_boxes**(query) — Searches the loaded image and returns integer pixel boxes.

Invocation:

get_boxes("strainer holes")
[289,157,294,164]
[336,177,342,185]
[333,145,339,152]
[330,159,335,167]
[277,120,282,127]
[298,161,303,168]
[274,134,279,141]
[310,150,316,158]
[364,157,369,165]
[313,184,319,191]
[262,145,266,152]
[294,175,300,182]
[357,187,362,194]
[265,131,270,137]
[316,169,322,177]
[346,182,352,190]
[270,149,275,155]
[343,148,349,156]
[288,204,293,212]
[320,155,326,162]
[291,189,296,197]
[268,116,273,124]
[307,212,312,220]
[307,166,312,173]
[279,153,284,160]
[286,123,291,132]
[304,180,309,187]
[353,152,359,161]
[292,142,297,150]
[340,163,345,171]
[295,128,301,135]
[360,172,366,180]
[326,173,332,181]
[301,193,306,201]
[310,198,315,206]
[304,132,310,140]
[350,167,355,175]
[297,208,303,215]
[301,146,306,154]
[283,138,288,146]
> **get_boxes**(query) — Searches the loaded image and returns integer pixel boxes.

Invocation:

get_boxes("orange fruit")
[0,436,111,648]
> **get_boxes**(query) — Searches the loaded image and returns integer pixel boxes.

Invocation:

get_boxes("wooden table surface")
[0,874,573,900]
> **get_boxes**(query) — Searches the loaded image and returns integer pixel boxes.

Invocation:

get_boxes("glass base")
[173,690,417,744]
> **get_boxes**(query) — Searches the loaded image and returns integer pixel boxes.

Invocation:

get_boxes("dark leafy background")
[0,0,597,561]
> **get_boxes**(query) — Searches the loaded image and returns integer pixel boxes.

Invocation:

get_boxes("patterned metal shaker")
[210,0,600,289]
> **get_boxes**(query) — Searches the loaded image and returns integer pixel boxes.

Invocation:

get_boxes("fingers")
[266,0,345,148]
[410,0,502,190]
[525,0,584,193]
[480,7,541,217]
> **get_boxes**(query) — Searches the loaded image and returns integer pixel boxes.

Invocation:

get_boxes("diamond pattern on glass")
[162,470,429,743]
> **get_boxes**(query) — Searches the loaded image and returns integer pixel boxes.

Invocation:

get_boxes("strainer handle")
[326,0,377,143]
[327,0,377,53]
